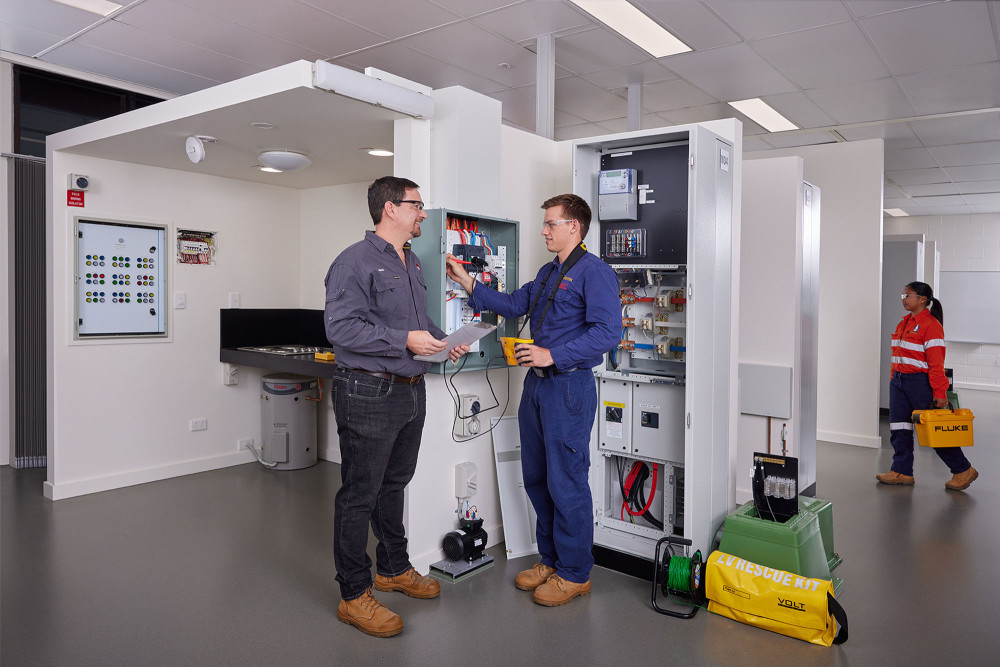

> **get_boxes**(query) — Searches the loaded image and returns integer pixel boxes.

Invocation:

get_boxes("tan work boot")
[876,470,915,485]
[337,588,402,638]
[945,466,979,491]
[514,563,556,591]
[374,567,440,599]
[532,574,591,606]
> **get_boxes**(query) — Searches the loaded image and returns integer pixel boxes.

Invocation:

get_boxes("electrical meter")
[598,168,638,221]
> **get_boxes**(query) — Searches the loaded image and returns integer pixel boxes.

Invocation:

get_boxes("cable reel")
[651,536,705,618]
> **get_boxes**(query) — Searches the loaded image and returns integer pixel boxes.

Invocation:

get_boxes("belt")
[532,366,579,378]
[341,368,423,385]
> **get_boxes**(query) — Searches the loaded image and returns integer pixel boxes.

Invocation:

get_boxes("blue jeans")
[519,369,596,584]
[889,372,971,476]
[331,369,426,600]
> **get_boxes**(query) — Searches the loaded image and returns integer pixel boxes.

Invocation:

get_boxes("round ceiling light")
[257,150,311,172]
[250,122,274,129]
[367,149,394,157]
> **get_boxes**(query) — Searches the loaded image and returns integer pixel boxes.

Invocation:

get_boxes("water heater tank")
[261,373,318,470]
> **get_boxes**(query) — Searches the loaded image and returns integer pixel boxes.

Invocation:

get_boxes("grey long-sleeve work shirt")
[324,229,445,377]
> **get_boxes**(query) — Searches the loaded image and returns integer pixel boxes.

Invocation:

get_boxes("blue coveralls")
[469,250,619,583]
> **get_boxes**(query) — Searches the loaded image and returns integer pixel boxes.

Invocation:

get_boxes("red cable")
[624,462,658,516]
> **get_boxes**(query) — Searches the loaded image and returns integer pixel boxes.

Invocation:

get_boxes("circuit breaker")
[408,208,519,373]
[74,218,167,338]
[573,124,736,561]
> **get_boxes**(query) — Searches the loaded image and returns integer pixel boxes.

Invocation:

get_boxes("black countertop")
[220,348,338,377]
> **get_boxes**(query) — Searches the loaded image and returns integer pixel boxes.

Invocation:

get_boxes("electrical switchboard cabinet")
[408,208,519,373]
[574,124,737,562]
[74,217,167,339]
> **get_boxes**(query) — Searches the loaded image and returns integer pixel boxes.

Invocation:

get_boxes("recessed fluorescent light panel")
[52,0,123,16]
[884,208,909,217]
[569,0,691,58]
[727,98,798,133]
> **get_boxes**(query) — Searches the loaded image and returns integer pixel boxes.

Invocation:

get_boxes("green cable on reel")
[651,537,705,618]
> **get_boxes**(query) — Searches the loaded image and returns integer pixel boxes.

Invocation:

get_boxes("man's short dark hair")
[368,176,420,225]
[541,193,592,238]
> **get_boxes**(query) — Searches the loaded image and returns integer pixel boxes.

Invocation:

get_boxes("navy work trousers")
[331,368,425,600]
[519,368,597,584]
[888,371,971,476]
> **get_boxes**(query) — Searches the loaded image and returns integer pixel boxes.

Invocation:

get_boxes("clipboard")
[413,321,497,362]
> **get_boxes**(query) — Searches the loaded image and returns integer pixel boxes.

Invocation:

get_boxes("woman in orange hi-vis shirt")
[877,281,978,491]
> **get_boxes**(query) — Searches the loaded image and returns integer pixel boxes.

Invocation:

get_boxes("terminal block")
[622,317,635,328]
[618,340,635,351]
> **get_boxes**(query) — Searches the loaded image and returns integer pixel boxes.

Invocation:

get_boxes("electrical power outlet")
[238,437,253,452]
[454,394,482,438]
[189,418,208,431]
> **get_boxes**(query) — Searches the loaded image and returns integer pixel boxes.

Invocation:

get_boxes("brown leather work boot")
[514,563,556,591]
[876,470,915,485]
[945,466,979,491]
[337,588,402,638]
[374,567,441,599]
[532,574,591,606]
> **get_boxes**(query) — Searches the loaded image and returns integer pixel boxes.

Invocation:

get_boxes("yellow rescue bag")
[705,550,847,646]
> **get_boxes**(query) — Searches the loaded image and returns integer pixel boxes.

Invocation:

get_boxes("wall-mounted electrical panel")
[177,229,217,265]
[408,208,519,373]
[573,124,737,562]
[74,217,167,338]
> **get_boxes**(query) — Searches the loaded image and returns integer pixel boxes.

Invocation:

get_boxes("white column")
[627,82,642,132]
[535,34,555,140]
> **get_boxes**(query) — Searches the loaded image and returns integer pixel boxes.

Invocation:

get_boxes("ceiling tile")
[843,1,948,19]
[42,41,219,95]
[860,1,997,76]
[898,62,1000,117]
[401,22,536,88]
[885,167,951,185]
[430,0,521,18]
[164,0,385,58]
[910,194,968,207]
[120,0,330,68]
[4,0,103,36]
[805,77,915,124]
[945,164,1000,182]
[918,205,974,215]
[472,1,590,43]
[632,0,742,50]
[582,61,676,91]
[762,91,837,129]
[762,131,839,149]
[485,87,535,129]
[742,137,774,152]
[751,21,889,89]
[929,142,1000,168]
[78,21,260,83]
[597,114,671,133]
[884,146,937,171]
[892,183,958,197]
[554,76,626,122]
[635,78,717,113]
[661,43,798,101]
[657,103,737,125]
[555,122,615,141]
[335,42,507,94]
[910,113,1000,147]
[962,193,1000,205]
[0,21,62,57]
[300,0,462,40]
[957,180,1000,195]
[703,0,852,40]
[554,27,651,74]
[836,122,922,148]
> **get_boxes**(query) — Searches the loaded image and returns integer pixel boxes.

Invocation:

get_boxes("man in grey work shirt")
[324,176,467,638]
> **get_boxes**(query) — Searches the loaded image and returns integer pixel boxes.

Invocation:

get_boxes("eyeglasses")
[901,293,922,300]
[392,199,425,211]
[542,218,575,231]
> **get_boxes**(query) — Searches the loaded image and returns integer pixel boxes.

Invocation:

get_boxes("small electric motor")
[442,517,488,562]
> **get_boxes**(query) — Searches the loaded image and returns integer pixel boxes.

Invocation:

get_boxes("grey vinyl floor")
[2,396,997,666]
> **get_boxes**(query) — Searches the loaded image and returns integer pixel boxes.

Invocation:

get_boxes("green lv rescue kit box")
[911,409,975,448]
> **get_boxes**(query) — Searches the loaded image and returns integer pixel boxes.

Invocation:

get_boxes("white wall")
[46,155,301,499]
[1,60,13,466]
[747,139,884,448]
[737,156,804,501]
[884,213,1000,415]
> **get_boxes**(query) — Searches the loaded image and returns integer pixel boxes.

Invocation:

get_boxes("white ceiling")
[4,0,1000,214]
